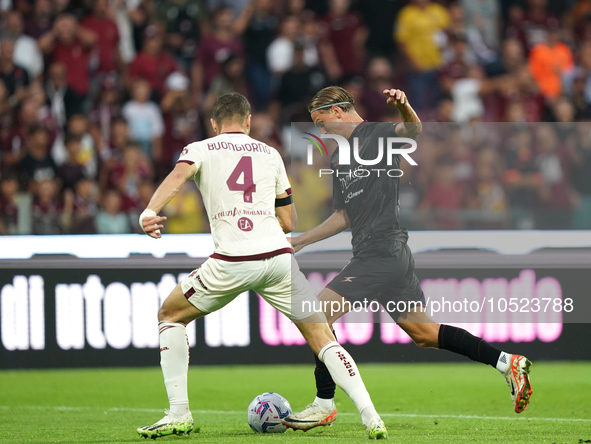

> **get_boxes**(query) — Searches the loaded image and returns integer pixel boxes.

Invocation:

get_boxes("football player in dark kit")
[282,86,533,433]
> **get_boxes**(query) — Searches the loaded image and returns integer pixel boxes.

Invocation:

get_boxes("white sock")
[496,351,512,373]
[314,396,335,412]
[159,321,190,416]
[318,341,379,428]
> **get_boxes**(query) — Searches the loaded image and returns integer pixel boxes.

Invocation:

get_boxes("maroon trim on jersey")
[285,187,292,195]
[177,160,195,165]
[184,287,196,299]
[210,247,293,262]
[220,131,246,134]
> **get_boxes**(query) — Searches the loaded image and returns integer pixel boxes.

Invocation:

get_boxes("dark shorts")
[327,242,425,320]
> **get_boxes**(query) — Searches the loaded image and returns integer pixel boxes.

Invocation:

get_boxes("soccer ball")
[247,392,292,433]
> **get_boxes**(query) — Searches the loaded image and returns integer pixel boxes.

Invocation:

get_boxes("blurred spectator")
[359,0,398,58]
[447,3,498,71]
[4,10,44,80]
[450,65,494,122]
[127,179,155,232]
[109,142,152,201]
[191,8,244,101]
[507,0,559,52]
[156,0,203,70]
[61,177,98,234]
[0,80,20,172]
[122,78,164,158]
[534,124,576,228]
[528,25,574,99]
[289,158,332,230]
[88,75,122,151]
[460,0,500,50]
[98,117,131,191]
[95,188,130,234]
[274,44,327,123]
[498,65,545,122]
[0,172,19,235]
[207,0,250,18]
[566,42,591,109]
[440,32,473,93]
[234,0,278,109]
[465,146,509,229]
[204,54,248,116]
[3,97,57,172]
[128,24,178,100]
[57,114,99,179]
[433,96,455,122]
[572,73,591,119]
[503,128,541,229]
[80,0,122,77]
[19,124,57,189]
[0,38,30,104]
[31,178,64,234]
[267,16,307,76]
[420,159,465,229]
[45,62,83,128]
[164,181,208,233]
[249,111,282,149]
[57,134,86,191]
[24,0,53,40]
[395,0,450,111]
[321,0,367,78]
[38,14,98,99]
[159,71,197,178]
[570,121,591,228]
[107,116,130,160]
[360,57,396,122]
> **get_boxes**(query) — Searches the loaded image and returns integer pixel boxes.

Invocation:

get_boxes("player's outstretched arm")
[139,161,197,238]
[383,88,422,139]
[291,209,350,253]
[276,191,297,234]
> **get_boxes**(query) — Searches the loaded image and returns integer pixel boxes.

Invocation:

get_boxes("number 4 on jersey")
[227,156,256,202]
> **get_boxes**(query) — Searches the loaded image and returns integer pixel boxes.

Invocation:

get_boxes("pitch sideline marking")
[0,405,590,423]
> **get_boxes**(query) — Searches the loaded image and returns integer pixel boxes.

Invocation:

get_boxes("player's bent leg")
[287,321,387,439]
[282,288,352,432]
[397,307,533,413]
[138,284,206,439]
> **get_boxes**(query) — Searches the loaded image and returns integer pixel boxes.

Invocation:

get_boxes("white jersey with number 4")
[177,132,292,258]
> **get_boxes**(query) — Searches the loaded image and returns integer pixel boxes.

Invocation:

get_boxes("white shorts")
[180,253,324,321]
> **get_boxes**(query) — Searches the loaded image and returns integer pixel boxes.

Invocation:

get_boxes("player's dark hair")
[308,86,355,113]
[211,92,251,126]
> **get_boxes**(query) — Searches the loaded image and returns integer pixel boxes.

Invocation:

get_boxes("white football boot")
[281,402,337,431]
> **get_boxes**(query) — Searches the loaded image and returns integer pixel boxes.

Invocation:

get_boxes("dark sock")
[314,330,337,399]
[438,324,501,368]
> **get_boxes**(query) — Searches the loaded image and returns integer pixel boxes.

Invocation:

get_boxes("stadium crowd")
[1,0,591,234]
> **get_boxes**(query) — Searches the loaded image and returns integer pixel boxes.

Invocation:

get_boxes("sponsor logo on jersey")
[340,276,357,283]
[238,217,254,232]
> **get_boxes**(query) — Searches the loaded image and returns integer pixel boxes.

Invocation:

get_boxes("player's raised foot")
[137,410,196,439]
[504,355,533,413]
[367,418,388,440]
[281,403,337,431]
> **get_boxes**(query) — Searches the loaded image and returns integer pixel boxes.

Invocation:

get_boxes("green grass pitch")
[1,362,590,443]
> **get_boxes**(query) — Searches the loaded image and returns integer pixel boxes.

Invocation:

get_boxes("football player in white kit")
[136,93,388,439]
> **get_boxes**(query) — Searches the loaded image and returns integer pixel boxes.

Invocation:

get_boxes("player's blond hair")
[308,86,355,114]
